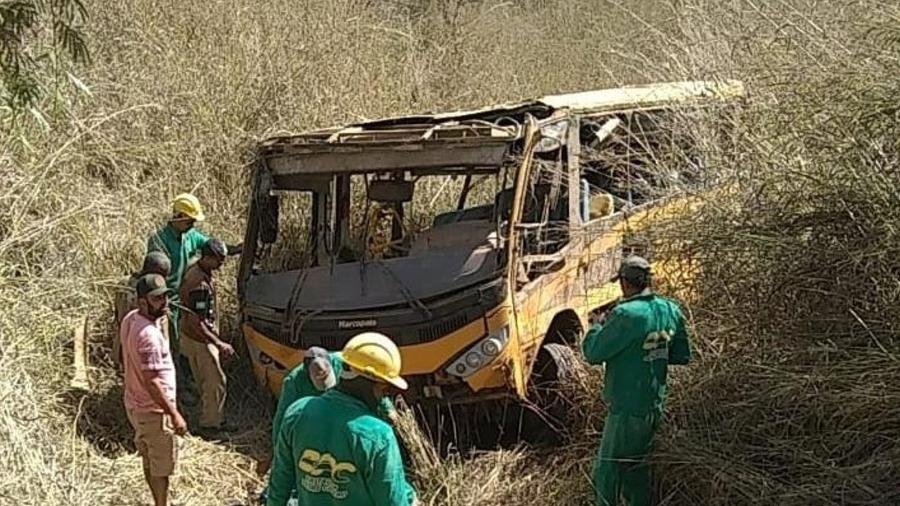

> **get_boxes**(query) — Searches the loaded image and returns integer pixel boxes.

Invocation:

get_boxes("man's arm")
[135,331,186,434]
[226,243,243,256]
[182,286,234,356]
[182,308,223,346]
[668,304,692,365]
[271,366,303,447]
[186,229,210,258]
[266,414,297,506]
[140,368,187,435]
[366,434,417,506]
[582,308,634,365]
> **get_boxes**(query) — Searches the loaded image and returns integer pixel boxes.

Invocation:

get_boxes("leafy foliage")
[0,0,89,121]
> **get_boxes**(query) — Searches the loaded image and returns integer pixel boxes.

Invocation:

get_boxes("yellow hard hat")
[172,193,206,221]
[338,332,407,390]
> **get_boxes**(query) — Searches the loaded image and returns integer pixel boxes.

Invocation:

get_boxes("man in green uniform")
[258,347,397,503]
[582,255,692,506]
[147,193,242,349]
[267,332,417,506]
[147,193,241,407]
[271,347,398,445]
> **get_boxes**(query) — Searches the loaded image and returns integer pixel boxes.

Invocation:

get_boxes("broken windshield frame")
[245,158,522,317]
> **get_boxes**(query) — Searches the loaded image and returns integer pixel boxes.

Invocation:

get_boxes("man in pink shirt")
[121,273,188,506]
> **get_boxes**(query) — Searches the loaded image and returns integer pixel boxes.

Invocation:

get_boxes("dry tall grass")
[2,0,899,505]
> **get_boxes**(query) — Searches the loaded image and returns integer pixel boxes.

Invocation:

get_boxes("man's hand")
[589,310,609,327]
[217,341,235,358]
[171,410,188,436]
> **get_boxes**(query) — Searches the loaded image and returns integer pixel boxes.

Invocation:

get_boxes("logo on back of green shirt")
[298,448,358,499]
[642,329,673,362]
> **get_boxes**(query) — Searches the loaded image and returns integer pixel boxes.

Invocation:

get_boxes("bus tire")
[522,343,580,444]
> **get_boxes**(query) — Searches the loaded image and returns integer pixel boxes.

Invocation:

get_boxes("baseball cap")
[135,273,172,298]
[201,238,228,258]
[613,255,652,282]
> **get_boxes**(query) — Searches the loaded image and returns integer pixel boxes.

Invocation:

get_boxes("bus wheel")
[521,343,580,445]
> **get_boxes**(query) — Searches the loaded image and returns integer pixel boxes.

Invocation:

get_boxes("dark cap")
[613,255,652,283]
[136,273,171,298]
[141,251,171,275]
[201,238,228,258]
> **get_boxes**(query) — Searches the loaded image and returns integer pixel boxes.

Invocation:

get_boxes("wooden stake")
[71,315,90,390]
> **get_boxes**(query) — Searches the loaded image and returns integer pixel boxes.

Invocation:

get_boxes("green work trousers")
[592,410,661,506]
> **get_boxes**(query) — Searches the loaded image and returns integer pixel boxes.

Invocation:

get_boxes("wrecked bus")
[237,80,744,440]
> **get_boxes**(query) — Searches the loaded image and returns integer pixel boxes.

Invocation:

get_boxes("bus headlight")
[446,326,509,378]
[481,337,503,356]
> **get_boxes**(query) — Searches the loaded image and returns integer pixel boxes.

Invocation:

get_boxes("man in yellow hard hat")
[148,193,241,407]
[148,193,242,303]
[267,332,417,506]
[257,346,399,504]
[147,193,242,349]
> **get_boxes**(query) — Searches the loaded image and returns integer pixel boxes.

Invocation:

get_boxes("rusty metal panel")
[266,142,511,177]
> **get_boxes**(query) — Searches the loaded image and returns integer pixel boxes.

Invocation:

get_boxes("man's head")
[140,251,171,278]
[614,255,652,297]
[198,238,227,272]
[170,193,205,233]
[337,332,406,407]
[304,347,337,392]
[135,273,171,319]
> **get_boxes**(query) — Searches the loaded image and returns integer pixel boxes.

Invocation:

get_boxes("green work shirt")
[582,290,691,415]
[267,390,416,506]
[147,223,209,291]
[272,352,396,449]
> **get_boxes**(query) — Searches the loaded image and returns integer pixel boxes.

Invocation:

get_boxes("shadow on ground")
[63,331,275,467]
[63,378,135,457]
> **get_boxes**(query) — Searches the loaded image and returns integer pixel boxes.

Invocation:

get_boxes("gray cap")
[141,251,171,275]
[201,238,228,258]
[613,255,652,283]
[304,346,330,360]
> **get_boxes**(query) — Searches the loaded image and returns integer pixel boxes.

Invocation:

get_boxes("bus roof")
[352,79,745,127]
[259,79,744,179]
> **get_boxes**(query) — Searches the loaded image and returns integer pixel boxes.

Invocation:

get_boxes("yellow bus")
[237,80,744,441]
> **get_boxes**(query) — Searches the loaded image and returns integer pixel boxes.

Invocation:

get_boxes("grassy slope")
[2,1,899,505]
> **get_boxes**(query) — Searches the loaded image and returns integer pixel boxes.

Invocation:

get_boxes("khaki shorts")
[127,409,178,477]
